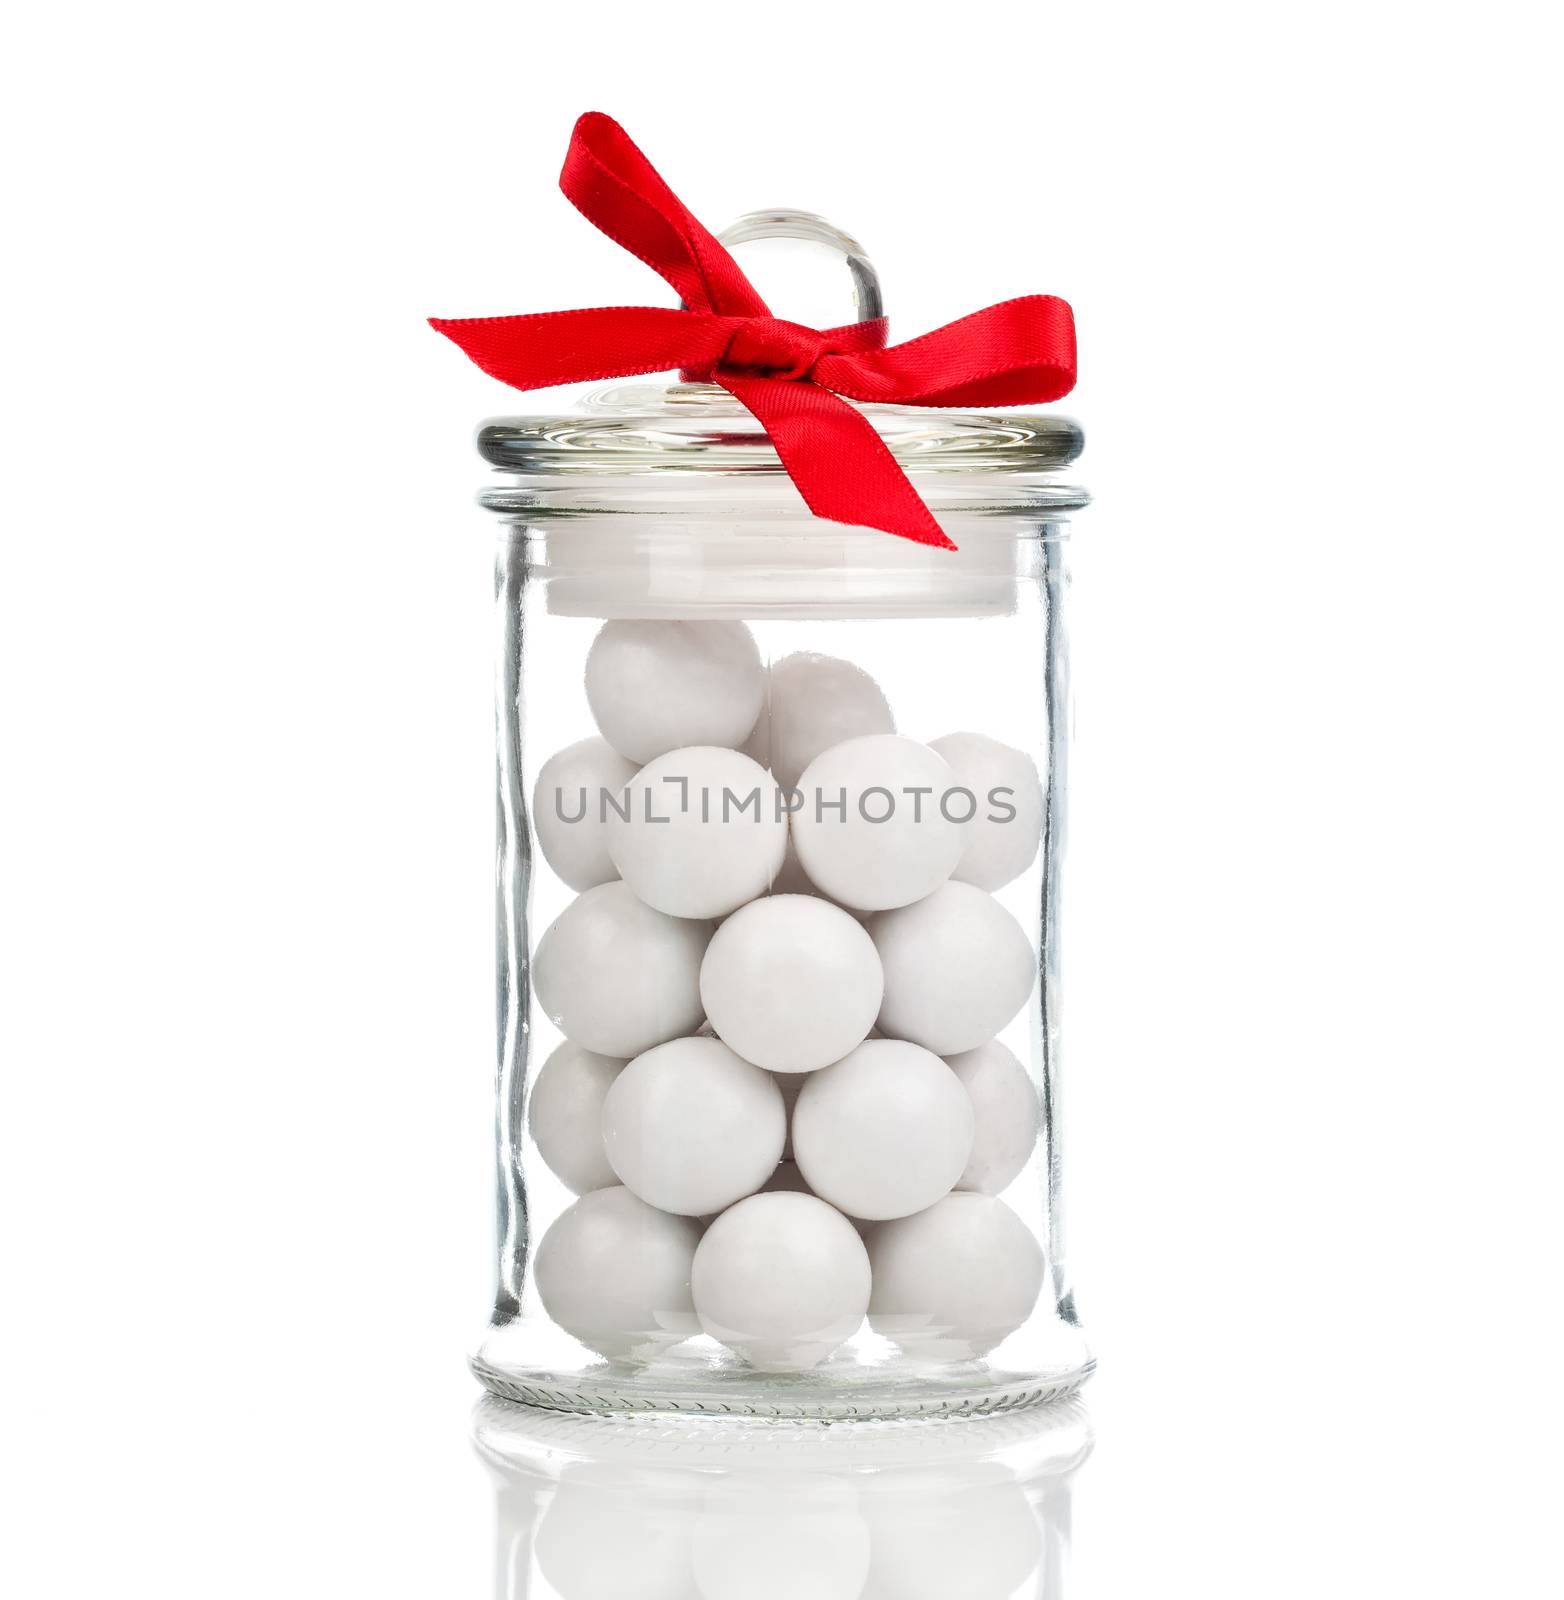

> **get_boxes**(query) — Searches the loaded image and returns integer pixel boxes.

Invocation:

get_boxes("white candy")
[533,882,711,1058]
[745,651,895,793]
[871,882,1034,1055]
[532,736,637,892]
[608,746,786,919]
[586,620,765,765]
[700,896,883,1074]
[603,1036,786,1216]
[929,731,1045,891]
[867,1192,1045,1359]
[534,1185,702,1359]
[792,735,965,911]
[528,1040,626,1195]
[946,1040,1039,1195]
[792,1040,974,1221]
[691,1191,871,1369]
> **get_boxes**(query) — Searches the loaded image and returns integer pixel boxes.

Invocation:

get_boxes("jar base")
[471,1322,1093,1422]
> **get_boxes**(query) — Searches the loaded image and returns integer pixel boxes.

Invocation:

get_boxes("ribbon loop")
[431,114,1077,549]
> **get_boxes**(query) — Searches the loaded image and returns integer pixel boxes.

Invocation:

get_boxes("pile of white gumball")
[526,619,1049,1372]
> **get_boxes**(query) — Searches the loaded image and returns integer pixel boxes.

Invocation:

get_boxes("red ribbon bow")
[430,113,1076,550]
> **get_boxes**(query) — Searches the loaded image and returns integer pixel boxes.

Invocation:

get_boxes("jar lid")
[475,211,1085,519]
[478,379,1083,483]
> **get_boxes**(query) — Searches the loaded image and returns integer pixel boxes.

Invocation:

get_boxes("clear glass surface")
[474,500,1092,1418]
[475,1394,1093,1598]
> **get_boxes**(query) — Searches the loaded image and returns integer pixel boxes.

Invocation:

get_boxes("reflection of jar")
[470,216,1092,1418]
[474,1396,1093,1600]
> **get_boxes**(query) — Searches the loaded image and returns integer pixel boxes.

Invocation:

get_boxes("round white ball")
[792,735,965,911]
[528,1040,626,1194]
[867,1192,1045,1359]
[608,746,786,919]
[701,896,883,1074]
[792,1040,974,1221]
[585,620,765,765]
[929,731,1045,891]
[747,651,895,793]
[533,882,711,1058]
[946,1040,1039,1195]
[534,1185,702,1359]
[691,1192,871,1369]
[603,1036,786,1216]
[871,882,1034,1055]
[533,737,638,892]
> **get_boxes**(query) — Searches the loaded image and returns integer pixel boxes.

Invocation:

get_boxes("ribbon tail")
[428,307,736,393]
[719,375,959,551]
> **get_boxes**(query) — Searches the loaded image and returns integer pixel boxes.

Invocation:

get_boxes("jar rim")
[479,480,1087,523]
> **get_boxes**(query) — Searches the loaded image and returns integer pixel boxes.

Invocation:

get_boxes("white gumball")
[533,737,638,891]
[585,620,765,764]
[946,1040,1039,1195]
[533,882,711,1058]
[691,1192,871,1369]
[608,746,786,919]
[867,1193,1045,1359]
[528,1040,626,1194]
[792,1040,974,1221]
[534,1185,702,1359]
[792,735,965,911]
[871,882,1034,1055]
[700,896,883,1074]
[603,1037,786,1216]
[929,731,1045,891]
[746,651,895,793]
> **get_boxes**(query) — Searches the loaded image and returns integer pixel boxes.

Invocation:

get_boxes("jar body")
[474,504,1091,1418]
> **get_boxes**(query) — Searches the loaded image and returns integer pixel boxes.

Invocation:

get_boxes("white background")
[4,2,1562,1594]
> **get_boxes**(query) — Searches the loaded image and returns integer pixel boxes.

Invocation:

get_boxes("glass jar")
[468,218,1091,1419]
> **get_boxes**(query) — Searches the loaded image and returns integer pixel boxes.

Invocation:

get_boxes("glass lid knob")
[716,210,884,328]
[581,210,890,412]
